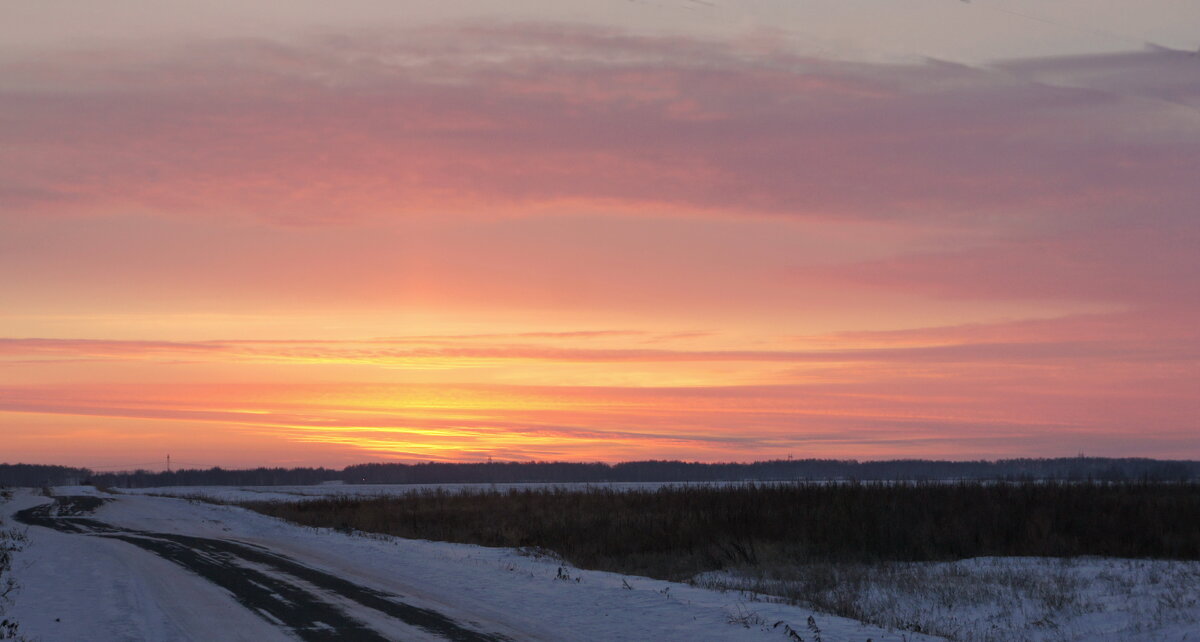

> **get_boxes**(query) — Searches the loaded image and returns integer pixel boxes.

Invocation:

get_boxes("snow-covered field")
[699,558,1200,642]
[0,487,933,641]
[113,480,1066,503]
[121,481,746,503]
[4,486,1198,641]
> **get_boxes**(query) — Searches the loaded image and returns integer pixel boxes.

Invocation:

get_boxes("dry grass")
[239,482,1200,640]
[0,489,27,640]
[244,482,1200,580]
[696,558,1200,641]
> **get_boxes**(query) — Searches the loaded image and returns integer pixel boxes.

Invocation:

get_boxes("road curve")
[16,496,511,642]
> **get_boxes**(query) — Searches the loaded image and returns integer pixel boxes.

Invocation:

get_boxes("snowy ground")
[1,487,932,641]
[121,481,751,503]
[112,480,1062,503]
[5,486,1196,641]
[698,559,1200,642]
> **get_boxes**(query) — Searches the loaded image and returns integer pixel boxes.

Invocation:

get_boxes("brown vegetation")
[245,481,1200,581]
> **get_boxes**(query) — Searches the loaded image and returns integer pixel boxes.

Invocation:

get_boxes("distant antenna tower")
[167,454,171,473]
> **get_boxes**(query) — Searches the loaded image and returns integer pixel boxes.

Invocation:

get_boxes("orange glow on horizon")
[2,19,1198,468]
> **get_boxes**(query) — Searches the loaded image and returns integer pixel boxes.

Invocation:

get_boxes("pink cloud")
[2,26,1196,225]
[0,338,223,357]
[799,224,1200,308]
[4,334,1195,366]
[2,25,1197,465]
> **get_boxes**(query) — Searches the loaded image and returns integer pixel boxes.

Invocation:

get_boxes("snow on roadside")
[25,485,1200,641]
[697,557,1200,642]
[85,490,939,641]
[0,491,291,642]
[120,481,751,503]
[92,484,1200,641]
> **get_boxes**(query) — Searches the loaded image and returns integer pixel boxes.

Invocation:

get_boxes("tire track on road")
[16,497,510,642]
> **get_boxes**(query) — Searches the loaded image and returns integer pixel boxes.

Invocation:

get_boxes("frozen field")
[3,486,1197,641]
[699,558,1200,642]
[114,479,1002,503]
[119,481,746,503]
[1,487,927,641]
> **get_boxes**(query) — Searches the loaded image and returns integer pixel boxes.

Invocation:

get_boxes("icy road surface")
[2,488,938,641]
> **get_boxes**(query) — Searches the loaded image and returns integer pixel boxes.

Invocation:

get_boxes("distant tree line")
[6,457,1198,489]
[89,467,342,488]
[342,457,1200,485]
[0,463,91,487]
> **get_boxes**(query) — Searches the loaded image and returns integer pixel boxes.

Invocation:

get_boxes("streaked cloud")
[5,332,1196,367]
[1,22,1197,466]
[4,27,1196,225]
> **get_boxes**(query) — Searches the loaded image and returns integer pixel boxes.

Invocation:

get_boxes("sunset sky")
[3,1,1198,469]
